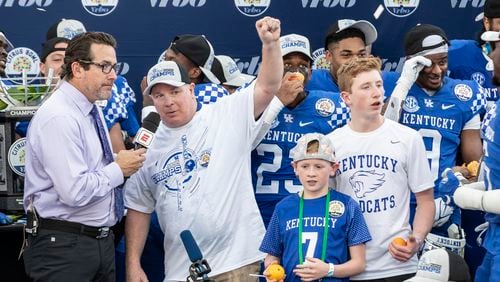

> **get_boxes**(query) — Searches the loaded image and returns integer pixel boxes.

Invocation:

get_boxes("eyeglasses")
[79,60,118,74]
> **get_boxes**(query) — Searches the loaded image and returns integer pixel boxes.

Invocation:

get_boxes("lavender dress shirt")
[23,81,123,227]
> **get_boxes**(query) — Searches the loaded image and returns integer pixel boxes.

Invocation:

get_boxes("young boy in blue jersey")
[251,33,350,228]
[260,133,371,282]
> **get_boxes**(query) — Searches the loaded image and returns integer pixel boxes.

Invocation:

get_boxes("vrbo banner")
[0,1,484,107]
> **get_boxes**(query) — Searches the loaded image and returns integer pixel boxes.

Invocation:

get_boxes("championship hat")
[143,61,191,95]
[280,33,313,61]
[211,55,255,87]
[46,18,86,40]
[291,133,336,163]
[404,248,471,282]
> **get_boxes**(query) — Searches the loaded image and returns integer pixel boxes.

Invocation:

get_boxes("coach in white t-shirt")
[328,57,435,281]
[124,17,282,281]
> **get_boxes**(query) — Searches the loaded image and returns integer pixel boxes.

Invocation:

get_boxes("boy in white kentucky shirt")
[327,57,435,281]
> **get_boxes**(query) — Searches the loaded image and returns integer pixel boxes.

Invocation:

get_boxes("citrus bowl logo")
[312,48,330,70]
[81,0,119,16]
[383,0,419,17]
[8,138,26,177]
[5,47,40,84]
[234,0,271,17]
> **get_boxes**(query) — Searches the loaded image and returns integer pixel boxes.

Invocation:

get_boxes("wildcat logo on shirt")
[152,147,211,193]
[349,170,385,198]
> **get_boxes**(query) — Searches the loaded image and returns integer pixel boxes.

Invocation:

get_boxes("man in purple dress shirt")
[22,32,146,282]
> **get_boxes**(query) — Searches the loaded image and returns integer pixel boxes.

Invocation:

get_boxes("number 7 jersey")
[251,90,349,226]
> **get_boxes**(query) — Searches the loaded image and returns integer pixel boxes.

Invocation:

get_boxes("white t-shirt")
[328,118,434,280]
[125,83,266,281]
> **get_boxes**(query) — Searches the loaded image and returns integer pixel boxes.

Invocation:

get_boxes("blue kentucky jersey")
[103,75,140,136]
[194,83,228,104]
[259,191,371,282]
[481,100,500,224]
[400,77,486,189]
[306,69,399,101]
[448,40,499,109]
[252,90,349,226]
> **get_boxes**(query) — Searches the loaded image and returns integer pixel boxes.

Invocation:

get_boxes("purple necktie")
[90,105,124,221]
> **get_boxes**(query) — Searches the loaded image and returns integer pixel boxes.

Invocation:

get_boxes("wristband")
[263,96,284,124]
[327,263,335,277]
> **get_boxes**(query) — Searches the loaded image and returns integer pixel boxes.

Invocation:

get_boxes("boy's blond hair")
[337,57,382,93]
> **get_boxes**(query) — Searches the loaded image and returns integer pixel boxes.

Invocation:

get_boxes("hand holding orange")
[288,72,305,82]
[465,161,479,177]
[266,262,285,281]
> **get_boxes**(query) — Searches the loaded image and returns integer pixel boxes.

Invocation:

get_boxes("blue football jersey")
[252,90,349,226]
[103,75,140,136]
[481,101,500,224]
[194,82,228,104]
[448,40,499,109]
[306,69,399,100]
[259,191,371,282]
[400,77,486,189]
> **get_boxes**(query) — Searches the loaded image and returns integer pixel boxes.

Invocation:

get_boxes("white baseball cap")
[280,33,312,61]
[143,61,191,95]
[46,18,86,40]
[404,249,471,282]
[291,133,336,163]
[211,55,255,87]
[328,19,378,46]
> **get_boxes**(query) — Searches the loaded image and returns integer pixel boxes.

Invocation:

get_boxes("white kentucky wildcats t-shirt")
[328,118,434,280]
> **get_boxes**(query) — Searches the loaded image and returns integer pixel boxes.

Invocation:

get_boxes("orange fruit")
[392,237,407,246]
[288,72,305,82]
[266,263,285,280]
[466,161,479,177]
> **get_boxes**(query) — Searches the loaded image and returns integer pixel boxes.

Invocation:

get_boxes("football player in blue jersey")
[448,0,500,111]
[393,24,487,258]
[306,19,398,98]
[251,33,350,227]
[141,34,229,119]
[446,30,500,282]
[260,133,371,282]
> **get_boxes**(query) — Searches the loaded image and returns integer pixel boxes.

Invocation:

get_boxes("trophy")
[0,69,59,211]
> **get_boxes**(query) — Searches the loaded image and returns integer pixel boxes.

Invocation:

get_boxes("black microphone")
[180,230,213,282]
[133,112,161,149]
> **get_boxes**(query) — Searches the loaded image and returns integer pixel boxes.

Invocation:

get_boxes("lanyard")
[298,190,330,264]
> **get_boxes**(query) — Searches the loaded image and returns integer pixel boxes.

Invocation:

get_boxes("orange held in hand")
[392,237,407,246]
[266,262,285,281]
[466,161,479,177]
[288,72,305,82]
